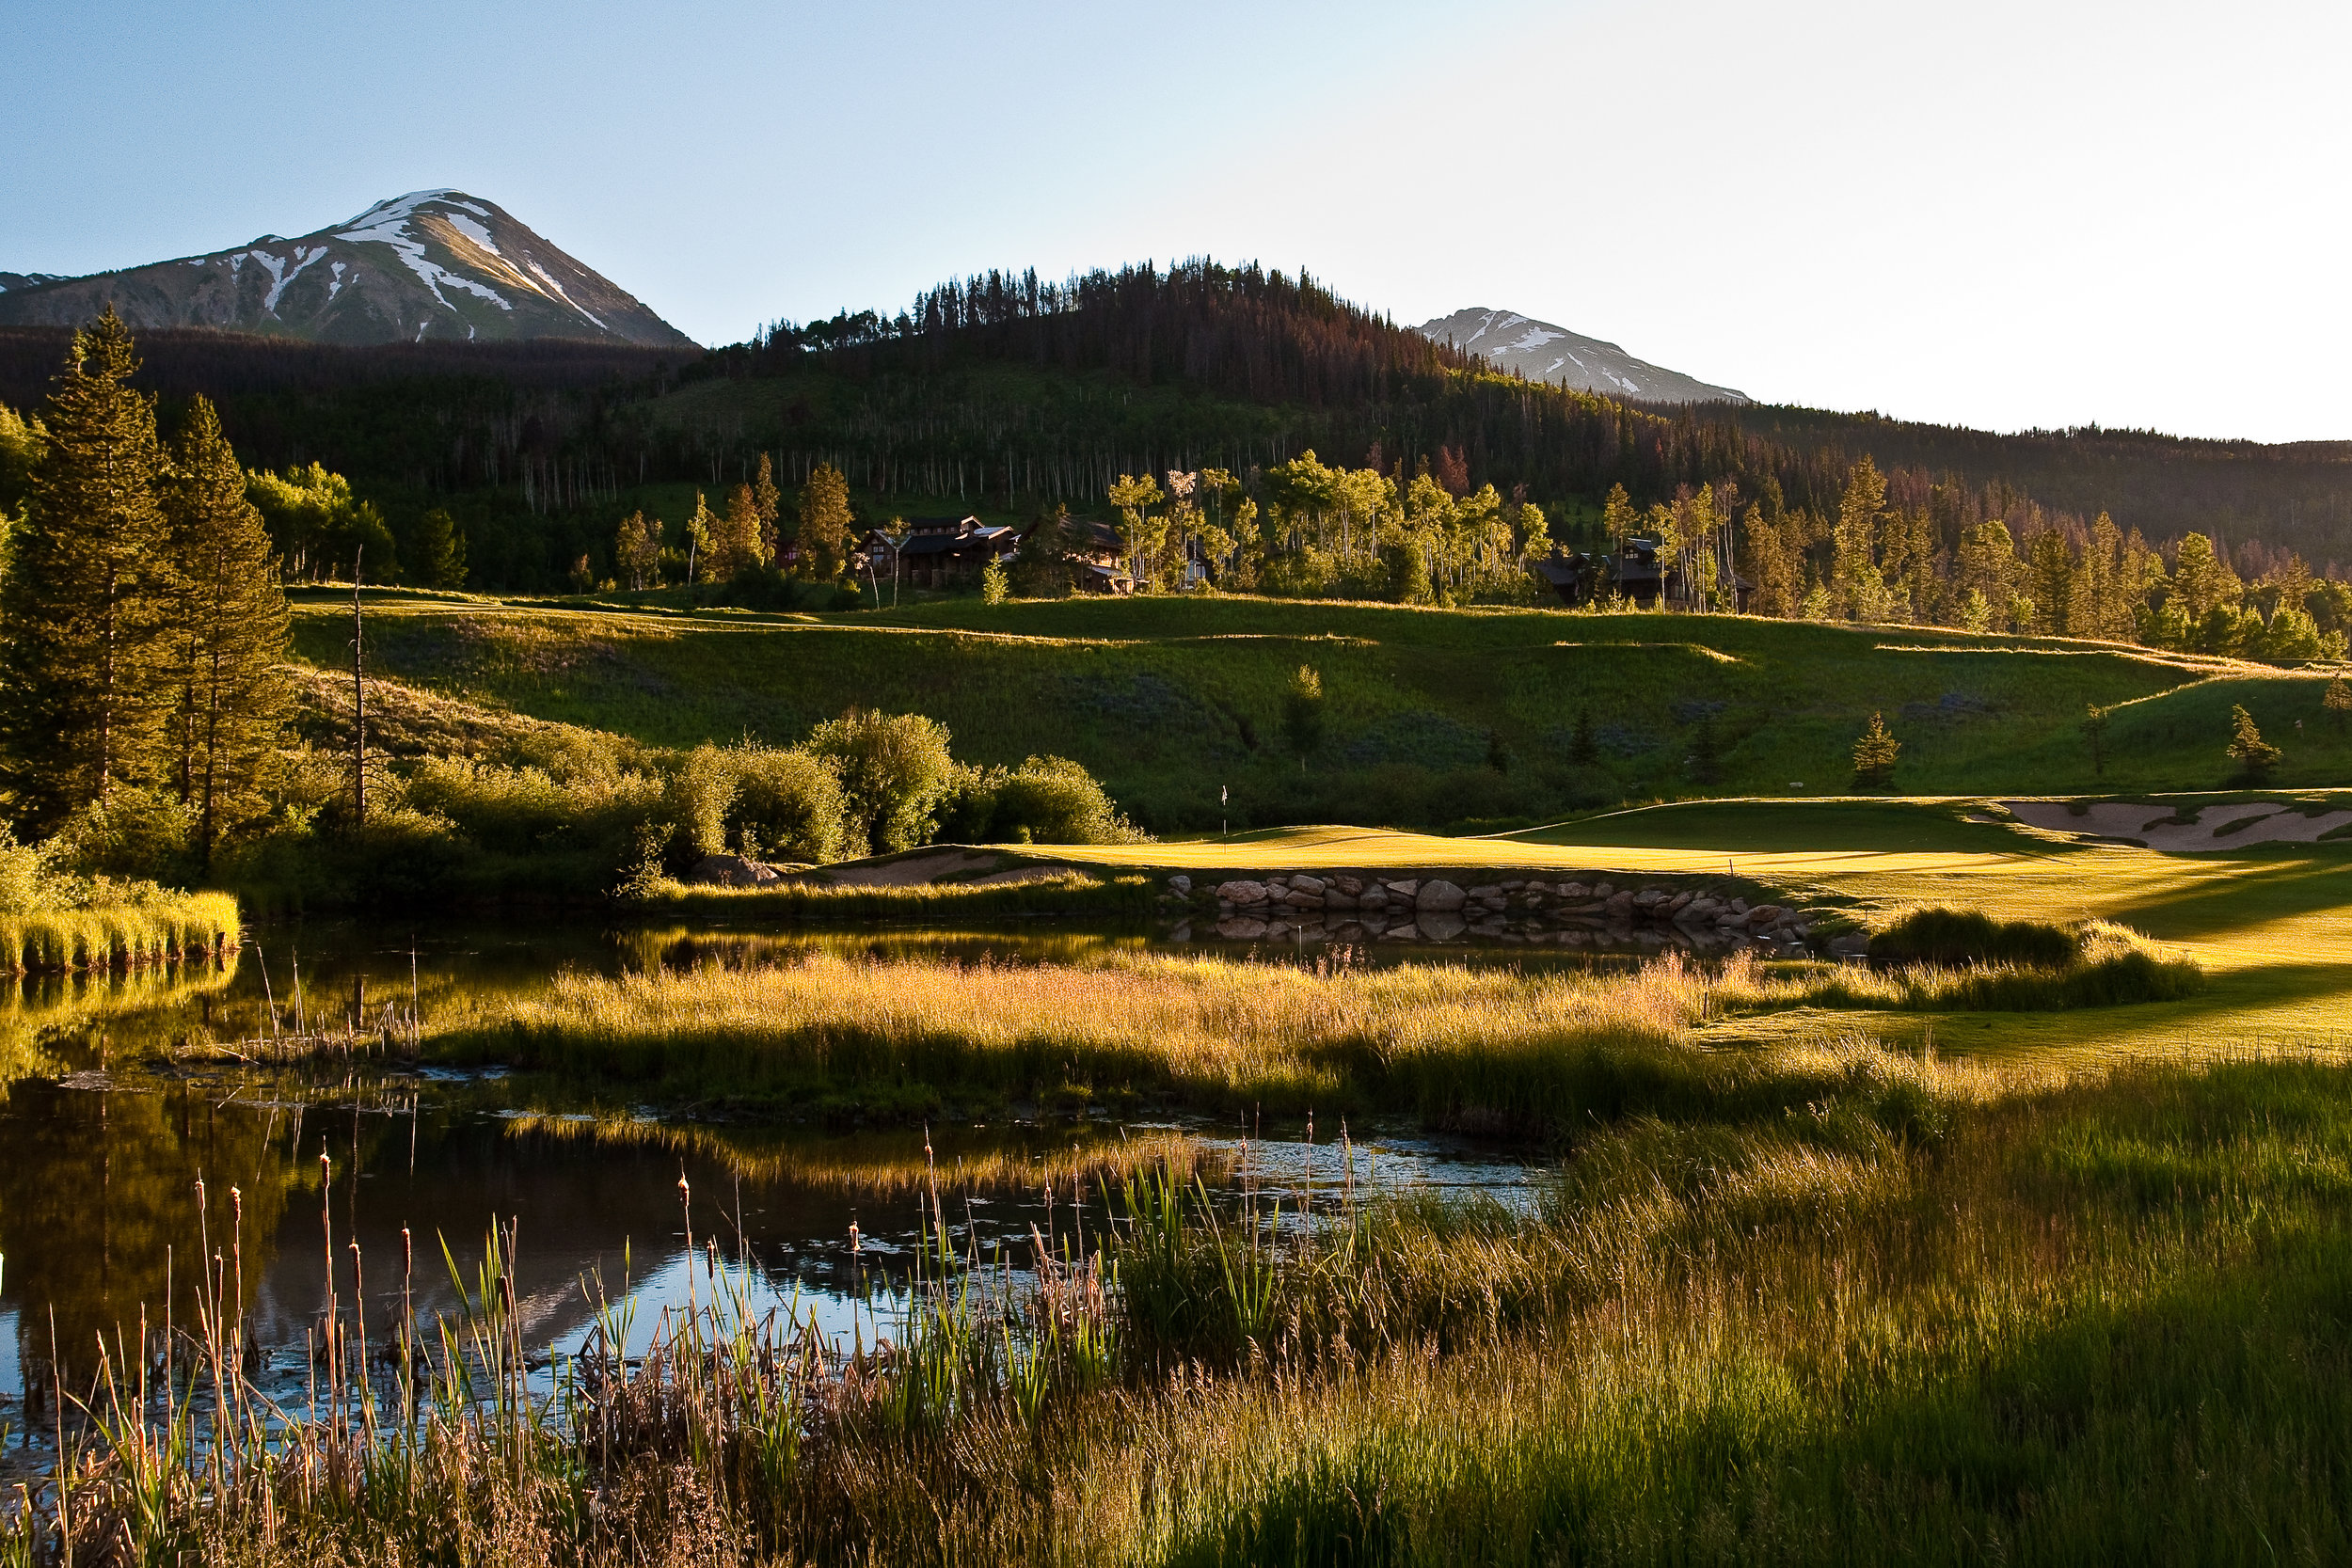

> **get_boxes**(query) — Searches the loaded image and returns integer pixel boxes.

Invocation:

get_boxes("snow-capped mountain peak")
[1420,307,1747,404]
[0,191,691,349]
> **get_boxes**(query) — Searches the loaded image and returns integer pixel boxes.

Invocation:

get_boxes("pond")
[0,916,1551,1476]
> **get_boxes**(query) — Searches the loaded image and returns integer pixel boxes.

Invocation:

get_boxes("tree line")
[1057,448,2348,658]
[0,310,292,866]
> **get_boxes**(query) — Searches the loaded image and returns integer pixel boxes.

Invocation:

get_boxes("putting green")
[999,807,2352,1061]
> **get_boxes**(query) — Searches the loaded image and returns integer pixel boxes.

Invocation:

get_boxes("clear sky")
[3,0,2344,442]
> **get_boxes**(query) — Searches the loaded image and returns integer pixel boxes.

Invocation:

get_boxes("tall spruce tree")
[752,453,783,560]
[0,310,173,828]
[161,396,293,866]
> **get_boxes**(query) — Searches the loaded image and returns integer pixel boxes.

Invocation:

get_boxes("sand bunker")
[800,850,1004,887]
[2002,800,2352,851]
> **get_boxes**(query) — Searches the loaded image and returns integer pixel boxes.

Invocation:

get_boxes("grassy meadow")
[26,986,2352,1563]
[287,590,2352,833]
[15,592,2350,1564]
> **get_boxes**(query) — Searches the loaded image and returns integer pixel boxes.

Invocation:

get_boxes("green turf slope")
[292,592,2349,834]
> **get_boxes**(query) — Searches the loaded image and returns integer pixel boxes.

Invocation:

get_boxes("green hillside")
[291,592,2349,833]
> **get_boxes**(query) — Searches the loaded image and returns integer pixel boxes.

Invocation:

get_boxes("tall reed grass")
[11,1045,2350,1564]
[435,943,2185,1130]
[0,889,240,974]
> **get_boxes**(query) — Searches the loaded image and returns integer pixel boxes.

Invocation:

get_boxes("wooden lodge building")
[1531,536,1747,610]
[854,515,1020,590]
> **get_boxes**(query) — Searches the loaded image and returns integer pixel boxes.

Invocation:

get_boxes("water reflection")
[0,1078,1532,1466]
[0,915,1556,1472]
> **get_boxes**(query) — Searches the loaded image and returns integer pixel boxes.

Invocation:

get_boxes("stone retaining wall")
[1164,872,1859,956]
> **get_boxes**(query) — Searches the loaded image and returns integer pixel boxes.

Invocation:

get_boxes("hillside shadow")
[2104,850,2352,942]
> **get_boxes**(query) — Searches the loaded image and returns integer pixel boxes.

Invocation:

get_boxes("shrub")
[723,744,849,863]
[1867,907,2078,970]
[48,787,199,885]
[806,710,959,855]
[940,755,1149,846]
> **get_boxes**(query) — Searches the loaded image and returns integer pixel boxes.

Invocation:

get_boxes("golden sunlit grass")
[433,942,2206,1130]
[0,889,240,974]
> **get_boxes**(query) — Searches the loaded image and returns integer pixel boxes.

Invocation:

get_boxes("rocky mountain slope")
[1418,307,1747,404]
[0,191,692,349]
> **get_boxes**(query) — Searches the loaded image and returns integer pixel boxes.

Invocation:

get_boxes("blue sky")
[4,0,2346,441]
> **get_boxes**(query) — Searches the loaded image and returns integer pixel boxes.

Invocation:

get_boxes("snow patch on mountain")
[0,189,693,348]
[1419,307,1748,404]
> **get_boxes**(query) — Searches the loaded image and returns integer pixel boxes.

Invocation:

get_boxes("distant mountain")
[0,191,693,349]
[1417,307,1747,404]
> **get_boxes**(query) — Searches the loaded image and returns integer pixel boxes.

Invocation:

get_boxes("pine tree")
[1691,714,1722,785]
[1832,457,1889,622]
[2170,533,2241,622]
[1851,712,1901,789]
[797,463,852,580]
[2026,529,2073,635]
[410,507,466,590]
[160,395,292,866]
[2325,674,2352,734]
[2225,704,2280,783]
[1569,705,1598,766]
[1015,503,1080,597]
[2079,704,2111,778]
[0,310,174,827]
[1281,664,1325,770]
[714,483,768,579]
[752,453,783,560]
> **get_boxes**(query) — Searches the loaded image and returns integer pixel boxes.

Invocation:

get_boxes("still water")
[0,918,1549,1465]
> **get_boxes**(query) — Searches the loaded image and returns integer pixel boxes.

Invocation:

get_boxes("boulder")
[1593,881,1615,898]
[1216,879,1268,906]
[1604,891,1637,918]
[1284,889,1326,909]
[1420,911,1468,942]
[1666,891,1694,914]
[1385,879,1420,898]
[1288,873,1326,895]
[1416,879,1467,912]
[1467,884,1503,901]
[1746,905,1787,927]
[1168,874,1193,895]
[688,853,780,888]
[1331,874,1365,896]
[1324,891,1359,911]
[1561,881,1591,898]
[1216,917,1269,940]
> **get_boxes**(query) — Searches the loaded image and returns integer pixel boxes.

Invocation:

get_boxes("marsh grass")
[432,944,2196,1129]
[15,1042,2352,1564]
[0,889,239,974]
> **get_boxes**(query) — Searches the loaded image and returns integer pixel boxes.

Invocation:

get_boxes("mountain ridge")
[1417,306,1747,404]
[0,191,693,350]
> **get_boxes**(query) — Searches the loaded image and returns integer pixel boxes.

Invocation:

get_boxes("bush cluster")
[194,709,1140,911]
